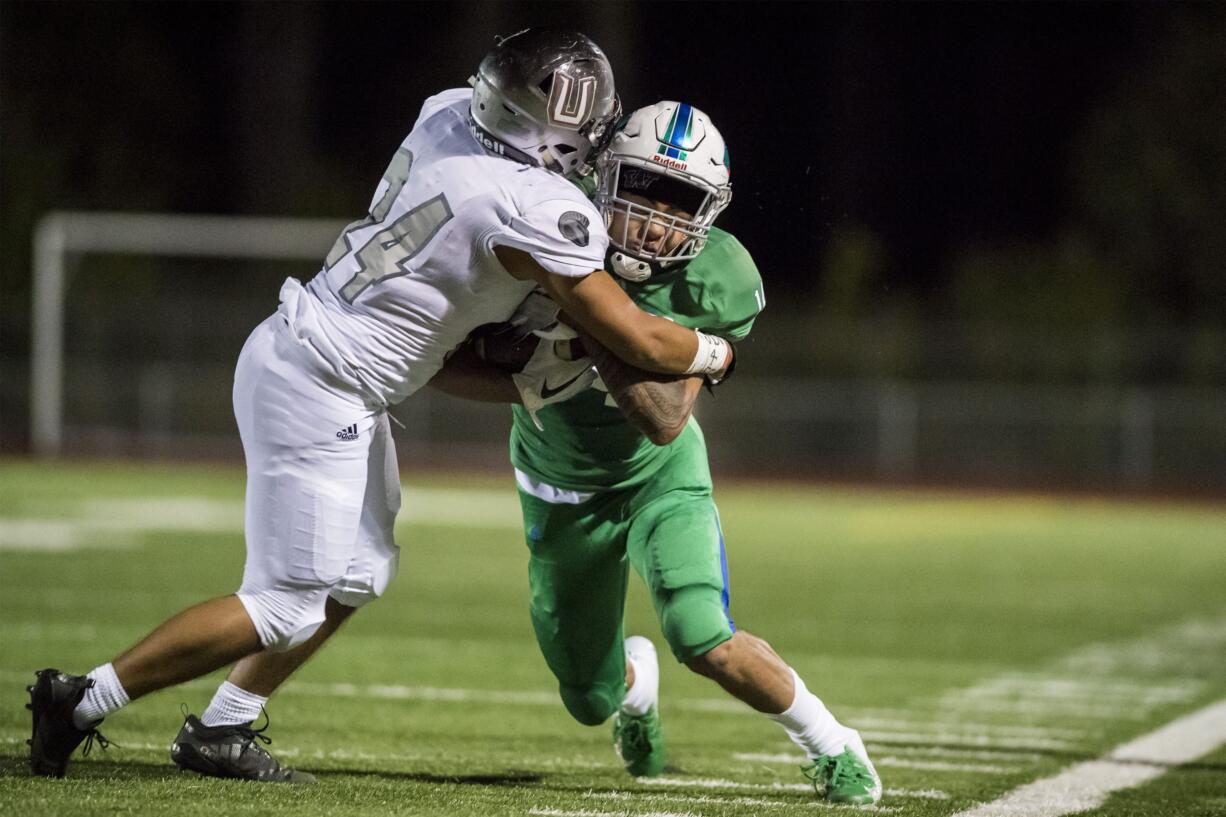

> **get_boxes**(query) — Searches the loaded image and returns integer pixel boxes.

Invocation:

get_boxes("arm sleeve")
[489,196,609,279]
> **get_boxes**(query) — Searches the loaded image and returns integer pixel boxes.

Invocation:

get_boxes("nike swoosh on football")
[539,371,587,400]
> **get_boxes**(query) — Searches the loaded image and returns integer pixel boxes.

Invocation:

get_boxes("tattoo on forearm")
[580,333,701,443]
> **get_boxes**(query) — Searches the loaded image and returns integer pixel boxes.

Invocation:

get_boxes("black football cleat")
[170,713,315,783]
[28,668,111,777]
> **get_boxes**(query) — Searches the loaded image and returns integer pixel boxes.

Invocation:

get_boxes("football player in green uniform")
[434,102,882,806]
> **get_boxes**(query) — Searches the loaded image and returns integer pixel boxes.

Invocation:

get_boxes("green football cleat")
[612,705,666,777]
[800,730,882,805]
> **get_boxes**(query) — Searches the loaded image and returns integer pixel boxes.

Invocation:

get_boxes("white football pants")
[231,314,400,651]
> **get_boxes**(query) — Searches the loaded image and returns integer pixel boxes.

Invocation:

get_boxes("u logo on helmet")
[548,71,596,130]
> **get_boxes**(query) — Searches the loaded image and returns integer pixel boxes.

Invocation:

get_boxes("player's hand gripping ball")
[469,324,541,372]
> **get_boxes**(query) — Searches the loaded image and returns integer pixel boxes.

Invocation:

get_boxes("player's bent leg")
[532,571,624,726]
[520,486,630,727]
[28,594,263,778]
[170,595,367,783]
[113,595,264,698]
[612,636,667,777]
[684,631,793,713]
[686,631,880,805]
[173,425,399,784]
[224,596,358,698]
[630,491,880,804]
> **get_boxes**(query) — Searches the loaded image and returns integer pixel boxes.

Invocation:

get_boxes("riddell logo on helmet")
[651,154,688,171]
[468,120,505,155]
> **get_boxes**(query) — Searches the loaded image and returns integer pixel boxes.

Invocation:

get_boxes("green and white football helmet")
[595,101,732,281]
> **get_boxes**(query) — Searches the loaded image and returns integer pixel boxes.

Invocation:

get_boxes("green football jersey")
[510,227,765,492]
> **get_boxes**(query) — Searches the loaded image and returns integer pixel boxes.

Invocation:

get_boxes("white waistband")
[514,469,595,505]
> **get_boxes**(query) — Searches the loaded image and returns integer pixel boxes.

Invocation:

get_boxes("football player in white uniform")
[27,29,735,782]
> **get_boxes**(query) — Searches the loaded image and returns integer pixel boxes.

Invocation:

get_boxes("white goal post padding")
[31,211,349,456]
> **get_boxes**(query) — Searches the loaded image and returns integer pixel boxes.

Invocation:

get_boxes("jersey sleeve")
[688,229,765,341]
[413,88,472,131]
[490,191,608,279]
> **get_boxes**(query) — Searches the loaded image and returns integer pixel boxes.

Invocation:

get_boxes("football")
[469,323,540,372]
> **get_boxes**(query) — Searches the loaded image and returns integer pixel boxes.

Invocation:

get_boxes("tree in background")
[946,9,1226,384]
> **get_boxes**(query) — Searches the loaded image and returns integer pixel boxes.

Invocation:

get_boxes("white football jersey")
[280,88,608,406]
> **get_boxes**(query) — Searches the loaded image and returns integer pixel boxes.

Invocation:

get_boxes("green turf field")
[2,461,1224,816]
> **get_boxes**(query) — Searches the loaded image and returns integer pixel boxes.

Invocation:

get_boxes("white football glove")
[507,288,561,338]
[512,329,597,430]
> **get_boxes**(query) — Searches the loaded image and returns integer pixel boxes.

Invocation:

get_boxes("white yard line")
[0,736,607,770]
[5,623,100,642]
[634,777,949,800]
[874,757,1018,774]
[841,709,1093,740]
[958,676,1200,704]
[584,791,901,813]
[0,667,1086,753]
[881,745,1045,763]
[950,697,1226,817]
[734,752,1020,775]
[0,487,520,551]
[860,730,1078,752]
[531,809,697,817]
[941,700,1152,721]
[842,717,1091,740]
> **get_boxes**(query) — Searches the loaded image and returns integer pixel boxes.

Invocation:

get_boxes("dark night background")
[2,1,1225,473]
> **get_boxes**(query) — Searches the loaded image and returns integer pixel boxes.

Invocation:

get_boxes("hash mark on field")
[939,616,1226,728]
[734,751,1022,774]
[951,696,1226,817]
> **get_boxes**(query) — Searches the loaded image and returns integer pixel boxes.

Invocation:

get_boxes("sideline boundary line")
[951,697,1226,816]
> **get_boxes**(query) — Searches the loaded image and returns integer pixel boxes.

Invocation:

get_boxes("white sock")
[768,668,850,758]
[620,636,659,717]
[201,680,268,727]
[72,663,130,729]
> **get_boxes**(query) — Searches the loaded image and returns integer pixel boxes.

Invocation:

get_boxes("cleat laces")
[802,751,874,796]
[617,715,651,755]
[80,726,113,757]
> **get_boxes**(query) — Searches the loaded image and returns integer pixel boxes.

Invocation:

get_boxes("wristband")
[684,331,730,376]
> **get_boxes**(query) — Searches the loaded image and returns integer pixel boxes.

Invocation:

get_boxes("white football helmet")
[595,101,732,281]
[469,29,620,176]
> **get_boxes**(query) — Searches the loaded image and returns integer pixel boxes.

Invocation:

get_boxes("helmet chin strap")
[609,251,653,282]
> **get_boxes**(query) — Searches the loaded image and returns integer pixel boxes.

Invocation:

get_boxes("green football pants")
[518,477,735,726]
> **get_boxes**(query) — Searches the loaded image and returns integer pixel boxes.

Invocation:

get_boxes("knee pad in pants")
[559,680,621,726]
[237,588,330,653]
